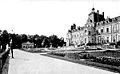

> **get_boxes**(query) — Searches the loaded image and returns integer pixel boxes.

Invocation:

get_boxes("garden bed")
[47,50,120,73]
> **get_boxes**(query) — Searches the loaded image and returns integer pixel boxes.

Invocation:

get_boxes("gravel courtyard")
[8,49,118,74]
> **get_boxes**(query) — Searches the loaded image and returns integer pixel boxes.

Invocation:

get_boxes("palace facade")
[66,8,120,46]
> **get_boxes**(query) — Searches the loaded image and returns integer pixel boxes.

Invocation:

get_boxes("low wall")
[57,46,75,50]
[0,49,10,74]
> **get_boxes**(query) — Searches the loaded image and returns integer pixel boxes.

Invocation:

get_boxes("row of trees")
[27,34,66,48]
[0,30,66,51]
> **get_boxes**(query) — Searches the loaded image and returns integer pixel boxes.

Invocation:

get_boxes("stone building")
[66,8,120,46]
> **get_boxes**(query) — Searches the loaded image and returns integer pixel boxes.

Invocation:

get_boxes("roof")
[22,42,34,45]
[96,16,120,27]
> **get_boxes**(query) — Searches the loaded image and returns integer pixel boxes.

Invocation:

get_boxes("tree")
[58,37,65,47]
[21,34,28,43]
[1,30,10,51]
[42,37,50,47]
[32,34,41,48]
[49,35,60,47]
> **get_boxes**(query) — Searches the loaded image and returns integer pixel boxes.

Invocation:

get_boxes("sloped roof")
[22,42,34,45]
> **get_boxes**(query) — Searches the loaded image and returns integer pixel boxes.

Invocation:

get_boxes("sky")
[0,0,120,39]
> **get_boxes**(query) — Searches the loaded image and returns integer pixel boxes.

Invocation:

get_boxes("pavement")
[8,49,118,74]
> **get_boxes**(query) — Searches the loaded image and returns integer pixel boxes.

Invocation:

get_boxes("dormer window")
[109,18,112,22]
[115,18,117,21]
[97,23,99,26]
[78,27,80,30]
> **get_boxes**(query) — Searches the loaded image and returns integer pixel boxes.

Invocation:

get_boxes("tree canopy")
[0,30,66,49]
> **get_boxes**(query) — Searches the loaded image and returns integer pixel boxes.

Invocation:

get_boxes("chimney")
[97,10,99,14]
[92,8,95,12]
[73,23,76,29]
[102,12,104,17]
[71,25,73,30]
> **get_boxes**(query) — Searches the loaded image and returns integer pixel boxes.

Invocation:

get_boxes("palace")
[66,8,120,47]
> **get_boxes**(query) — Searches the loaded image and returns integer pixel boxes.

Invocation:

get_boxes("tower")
[85,8,105,44]
[86,8,105,27]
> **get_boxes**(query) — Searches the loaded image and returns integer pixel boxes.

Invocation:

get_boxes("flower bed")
[49,50,120,67]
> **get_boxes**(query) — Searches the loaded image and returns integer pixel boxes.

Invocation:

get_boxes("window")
[85,30,87,33]
[96,30,99,34]
[97,23,99,26]
[115,18,117,21]
[101,29,103,33]
[106,21,109,23]
[113,39,115,42]
[85,38,86,43]
[92,38,94,43]
[88,31,91,35]
[98,36,101,43]
[113,25,117,32]
[107,37,109,43]
[75,35,76,38]
[77,34,79,37]
[109,18,112,22]
[23,46,25,48]
[113,36,116,42]
[90,19,92,23]
[106,28,109,33]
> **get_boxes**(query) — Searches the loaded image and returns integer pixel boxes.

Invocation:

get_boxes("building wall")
[66,32,72,46]
[96,18,120,44]
[66,8,120,47]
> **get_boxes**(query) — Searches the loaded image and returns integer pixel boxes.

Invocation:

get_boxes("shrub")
[65,52,96,60]
[92,56,120,66]
[49,52,65,57]
[65,53,81,60]
[79,53,96,59]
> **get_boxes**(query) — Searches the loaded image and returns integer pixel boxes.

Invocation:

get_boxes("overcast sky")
[0,0,120,39]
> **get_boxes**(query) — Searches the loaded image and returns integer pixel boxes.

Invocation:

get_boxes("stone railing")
[0,48,10,74]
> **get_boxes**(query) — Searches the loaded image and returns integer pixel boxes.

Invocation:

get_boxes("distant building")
[66,8,120,46]
[22,42,34,49]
